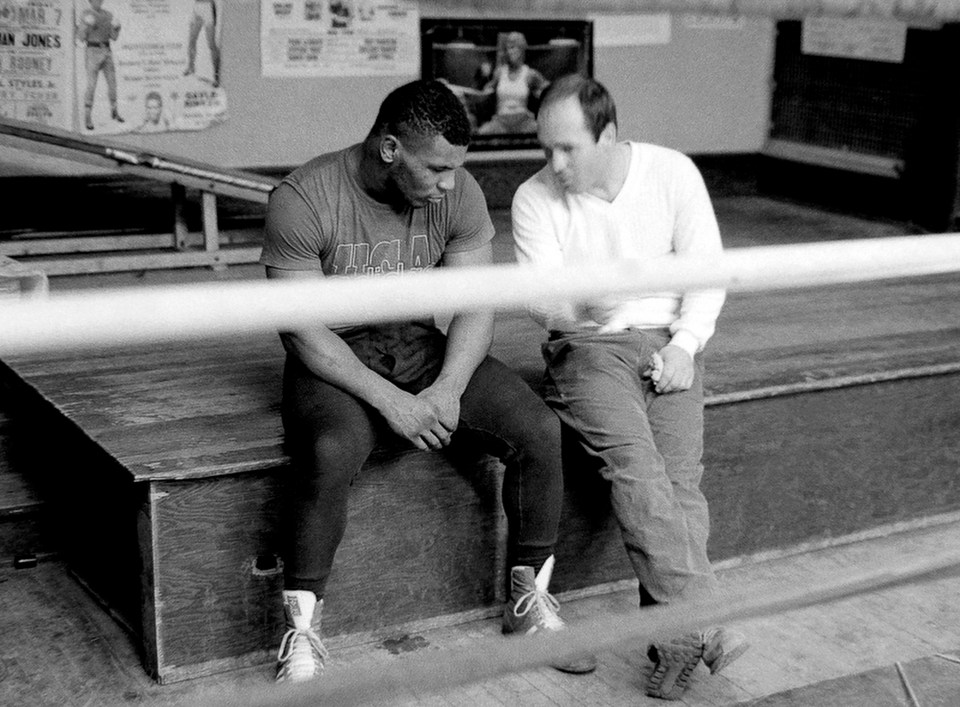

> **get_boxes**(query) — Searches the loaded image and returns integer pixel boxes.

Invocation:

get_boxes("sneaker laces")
[512,583,564,631]
[512,555,565,632]
[277,626,328,679]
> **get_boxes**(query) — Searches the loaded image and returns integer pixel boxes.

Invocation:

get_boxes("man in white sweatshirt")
[512,74,747,700]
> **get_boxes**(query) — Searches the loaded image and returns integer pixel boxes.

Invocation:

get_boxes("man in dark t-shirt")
[260,80,595,684]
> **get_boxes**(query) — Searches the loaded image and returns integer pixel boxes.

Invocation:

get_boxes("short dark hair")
[145,91,162,104]
[538,74,617,142]
[368,79,471,146]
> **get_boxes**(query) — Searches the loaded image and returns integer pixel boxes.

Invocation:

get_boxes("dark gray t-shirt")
[261,143,494,280]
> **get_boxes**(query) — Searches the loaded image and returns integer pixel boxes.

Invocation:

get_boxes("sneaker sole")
[645,638,704,701]
[503,624,597,675]
[551,653,598,674]
[705,639,750,675]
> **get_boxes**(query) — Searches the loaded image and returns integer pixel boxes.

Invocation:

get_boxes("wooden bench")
[2,273,960,683]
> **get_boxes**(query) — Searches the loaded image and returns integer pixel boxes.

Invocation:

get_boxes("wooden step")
[0,381,55,566]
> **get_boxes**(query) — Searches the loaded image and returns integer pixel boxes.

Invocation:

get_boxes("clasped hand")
[645,344,694,394]
[382,384,460,451]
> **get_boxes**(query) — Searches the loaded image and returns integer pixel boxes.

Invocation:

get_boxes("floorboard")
[2,520,960,705]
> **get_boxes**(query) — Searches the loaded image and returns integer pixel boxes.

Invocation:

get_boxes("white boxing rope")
[2,233,960,356]
[198,547,960,707]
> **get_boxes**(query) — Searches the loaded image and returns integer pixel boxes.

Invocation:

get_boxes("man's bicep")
[263,267,333,352]
[442,242,492,268]
[671,159,722,255]
[264,265,324,281]
[511,190,562,268]
[262,183,325,270]
[443,170,496,254]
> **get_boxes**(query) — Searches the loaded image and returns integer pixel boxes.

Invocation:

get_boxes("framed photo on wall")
[421,18,593,151]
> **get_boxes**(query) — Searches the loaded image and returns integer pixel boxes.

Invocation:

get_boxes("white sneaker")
[502,556,597,674]
[276,590,329,683]
[503,555,563,634]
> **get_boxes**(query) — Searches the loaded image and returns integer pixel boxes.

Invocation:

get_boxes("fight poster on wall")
[801,16,907,64]
[74,0,227,135]
[261,0,419,77]
[0,0,75,129]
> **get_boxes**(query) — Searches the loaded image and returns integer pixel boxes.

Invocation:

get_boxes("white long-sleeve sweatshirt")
[511,141,726,358]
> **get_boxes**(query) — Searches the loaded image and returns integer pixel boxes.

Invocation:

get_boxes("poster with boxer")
[74,0,227,135]
[0,0,74,129]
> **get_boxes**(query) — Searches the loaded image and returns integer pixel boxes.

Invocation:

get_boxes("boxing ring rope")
[418,0,960,24]
[2,233,960,356]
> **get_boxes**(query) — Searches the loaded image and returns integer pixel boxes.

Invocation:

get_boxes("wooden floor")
[2,518,960,706]
[3,195,959,705]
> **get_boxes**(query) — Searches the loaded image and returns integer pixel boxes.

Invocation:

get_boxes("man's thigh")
[646,356,705,484]
[457,355,557,451]
[281,355,379,461]
[541,331,653,446]
[85,48,104,75]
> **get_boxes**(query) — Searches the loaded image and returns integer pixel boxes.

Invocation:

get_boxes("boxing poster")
[0,0,75,129]
[261,0,418,77]
[74,0,227,135]
[801,16,906,63]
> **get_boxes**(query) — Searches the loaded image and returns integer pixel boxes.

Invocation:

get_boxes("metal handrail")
[0,116,278,200]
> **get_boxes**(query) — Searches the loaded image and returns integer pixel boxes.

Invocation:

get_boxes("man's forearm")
[284,322,473,450]
[281,327,399,412]
[433,310,494,397]
[671,288,726,355]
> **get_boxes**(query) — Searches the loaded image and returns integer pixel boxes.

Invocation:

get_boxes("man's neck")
[356,141,395,205]
[587,142,631,202]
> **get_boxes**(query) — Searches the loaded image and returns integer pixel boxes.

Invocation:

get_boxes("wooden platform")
[1,197,958,684]
[0,377,54,568]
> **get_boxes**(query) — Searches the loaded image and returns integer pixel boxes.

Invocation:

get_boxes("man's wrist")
[667,330,700,359]
[428,374,467,402]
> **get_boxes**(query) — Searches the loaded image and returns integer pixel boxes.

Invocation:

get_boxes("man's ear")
[598,121,617,147]
[379,135,400,164]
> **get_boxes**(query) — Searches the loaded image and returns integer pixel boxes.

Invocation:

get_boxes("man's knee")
[291,426,372,484]
[511,399,562,465]
[535,401,562,443]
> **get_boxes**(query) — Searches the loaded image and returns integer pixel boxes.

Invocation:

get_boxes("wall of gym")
[0,6,774,176]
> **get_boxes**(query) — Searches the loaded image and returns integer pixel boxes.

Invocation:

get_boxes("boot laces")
[512,586,564,631]
[277,626,328,680]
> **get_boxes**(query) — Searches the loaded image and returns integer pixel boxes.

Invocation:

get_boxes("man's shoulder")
[284,145,355,188]
[634,141,691,163]
[633,141,699,174]
[514,165,559,204]
[453,163,481,191]
[438,165,488,217]
[443,167,493,233]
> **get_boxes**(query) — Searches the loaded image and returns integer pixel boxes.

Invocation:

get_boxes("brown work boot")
[701,626,749,674]
[644,632,703,700]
